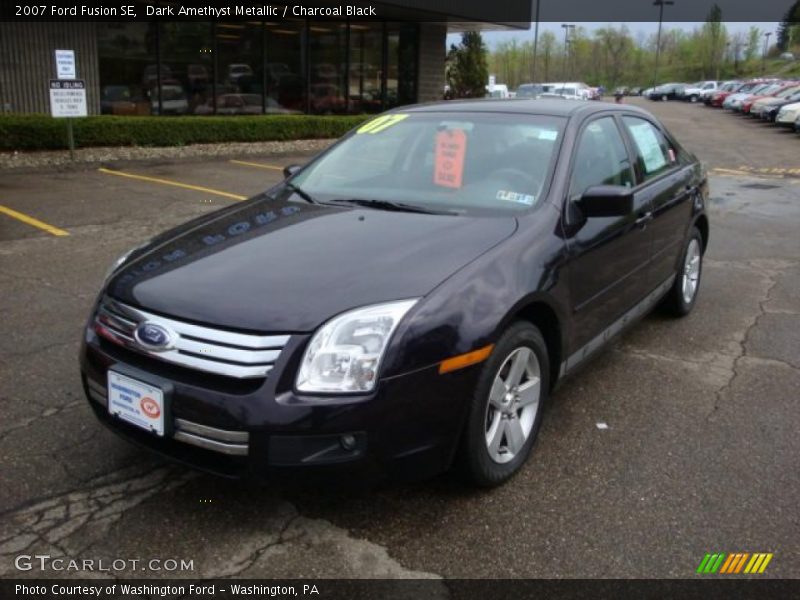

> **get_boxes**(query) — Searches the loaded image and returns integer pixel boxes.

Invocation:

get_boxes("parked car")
[761,91,800,121]
[81,99,709,486]
[680,81,720,103]
[149,84,188,115]
[227,63,254,88]
[486,84,511,99]
[723,82,776,111]
[650,83,686,101]
[100,85,144,116]
[629,87,643,96]
[705,81,739,105]
[708,81,747,107]
[742,82,799,115]
[750,84,800,118]
[776,101,800,127]
[515,83,546,98]
[194,94,301,116]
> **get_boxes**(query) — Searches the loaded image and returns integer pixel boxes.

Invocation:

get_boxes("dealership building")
[0,1,528,117]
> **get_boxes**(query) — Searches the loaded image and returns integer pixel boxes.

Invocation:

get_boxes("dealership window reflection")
[97,22,157,115]
[157,22,213,116]
[265,20,306,114]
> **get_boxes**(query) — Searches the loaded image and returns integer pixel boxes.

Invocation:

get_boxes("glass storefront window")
[348,22,384,114]
[158,22,213,116]
[98,19,419,116]
[97,22,158,115]
[265,20,305,114]
[213,21,263,115]
[308,21,347,114]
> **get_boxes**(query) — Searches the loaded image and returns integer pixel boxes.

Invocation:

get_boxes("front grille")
[85,376,249,456]
[94,296,289,379]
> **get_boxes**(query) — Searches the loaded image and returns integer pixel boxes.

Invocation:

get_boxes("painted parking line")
[98,167,247,201]
[0,204,69,237]
[229,159,284,171]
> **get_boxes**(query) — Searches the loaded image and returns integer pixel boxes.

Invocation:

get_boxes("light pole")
[565,39,573,79]
[561,24,574,80]
[532,0,541,83]
[652,0,674,88]
[762,32,772,75]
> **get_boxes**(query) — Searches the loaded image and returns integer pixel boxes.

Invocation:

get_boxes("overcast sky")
[448,22,781,49]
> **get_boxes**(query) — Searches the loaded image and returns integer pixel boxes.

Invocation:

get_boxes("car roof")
[404,98,652,119]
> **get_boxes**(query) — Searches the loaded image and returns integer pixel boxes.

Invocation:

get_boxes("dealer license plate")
[107,370,165,436]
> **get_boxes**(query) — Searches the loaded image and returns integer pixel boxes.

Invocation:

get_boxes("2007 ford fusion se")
[81,99,709,486]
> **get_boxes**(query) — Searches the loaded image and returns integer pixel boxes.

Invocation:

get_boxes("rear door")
[620,115,694,287]
[564,115,651,351]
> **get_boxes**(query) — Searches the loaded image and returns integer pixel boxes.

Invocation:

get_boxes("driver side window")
[569,117,633,201]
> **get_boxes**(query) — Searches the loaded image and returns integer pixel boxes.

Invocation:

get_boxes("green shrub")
[0,114,372,151]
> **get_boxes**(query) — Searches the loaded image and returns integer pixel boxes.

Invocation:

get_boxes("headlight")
[296,299,418,394]
[103,241,149,283]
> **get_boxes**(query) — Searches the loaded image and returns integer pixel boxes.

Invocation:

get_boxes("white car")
[775,101,800,127]
[681,80,719,103]
[485,84,510,99]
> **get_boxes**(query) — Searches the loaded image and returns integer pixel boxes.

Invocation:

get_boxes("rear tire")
[661,227,704,317]
[458,322,549,487]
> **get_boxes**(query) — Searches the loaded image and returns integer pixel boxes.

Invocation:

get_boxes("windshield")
[290,112,565,216]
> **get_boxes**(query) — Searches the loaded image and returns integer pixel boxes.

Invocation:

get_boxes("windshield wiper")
[284,182,317,204]
[327,198,454,215]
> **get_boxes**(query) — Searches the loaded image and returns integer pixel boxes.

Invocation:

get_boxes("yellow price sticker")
[356,113,409,134]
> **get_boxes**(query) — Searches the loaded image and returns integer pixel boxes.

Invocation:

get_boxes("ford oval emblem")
[134,322,172,351]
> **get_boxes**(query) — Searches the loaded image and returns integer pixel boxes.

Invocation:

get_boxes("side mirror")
[577,185,633,218]
[283,164,302,179]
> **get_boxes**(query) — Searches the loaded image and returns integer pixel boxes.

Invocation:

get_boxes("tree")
[744,26,761,62]
[446,32,489,98]
[595,25,633,87]
[776,1,800,51]
[539,31,557,81]
[701,4,727,79]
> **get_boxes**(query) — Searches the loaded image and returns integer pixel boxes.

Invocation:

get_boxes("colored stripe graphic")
[699,552,773,574]
[697,553,727,573]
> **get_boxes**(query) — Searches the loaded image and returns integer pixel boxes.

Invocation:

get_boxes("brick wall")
[416,23,446,103]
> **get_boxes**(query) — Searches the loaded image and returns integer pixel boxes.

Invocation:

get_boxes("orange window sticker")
[434,129,467,189]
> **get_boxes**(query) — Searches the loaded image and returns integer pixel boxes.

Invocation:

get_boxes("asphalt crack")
[0,466,195,575]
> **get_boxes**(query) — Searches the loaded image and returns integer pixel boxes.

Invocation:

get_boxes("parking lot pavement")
[1,103,799,579]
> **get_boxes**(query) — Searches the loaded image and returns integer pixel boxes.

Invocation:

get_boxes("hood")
[107,195,518,332]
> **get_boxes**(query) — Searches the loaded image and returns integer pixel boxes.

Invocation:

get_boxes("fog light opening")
[340,434,357,451]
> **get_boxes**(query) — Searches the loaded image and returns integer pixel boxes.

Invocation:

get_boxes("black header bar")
[0,0,797,23]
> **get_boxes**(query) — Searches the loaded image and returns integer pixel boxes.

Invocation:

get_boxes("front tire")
[458,322,549,487]
[661,227,703,316]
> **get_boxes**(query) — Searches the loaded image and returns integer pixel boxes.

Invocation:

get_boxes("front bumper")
[80,325,479,481]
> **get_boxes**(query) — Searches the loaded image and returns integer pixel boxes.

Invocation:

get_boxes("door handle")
[635,211,653,228]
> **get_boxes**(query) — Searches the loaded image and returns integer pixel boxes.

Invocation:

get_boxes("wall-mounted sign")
[55,49,76,79]
[49,79,87,117]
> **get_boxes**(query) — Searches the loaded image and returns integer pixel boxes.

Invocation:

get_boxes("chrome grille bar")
[94,296,289,379]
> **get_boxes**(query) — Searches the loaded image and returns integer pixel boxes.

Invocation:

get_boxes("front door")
[563,115,653,353]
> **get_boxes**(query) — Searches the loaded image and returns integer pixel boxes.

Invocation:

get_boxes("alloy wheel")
[484,347,541,464]
[682,238,701,304]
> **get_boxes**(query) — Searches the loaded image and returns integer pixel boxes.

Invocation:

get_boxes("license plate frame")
[107,367,171,437]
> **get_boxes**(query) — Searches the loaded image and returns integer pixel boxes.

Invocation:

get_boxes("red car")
[710,81,758,107]
[742,81,799,114]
